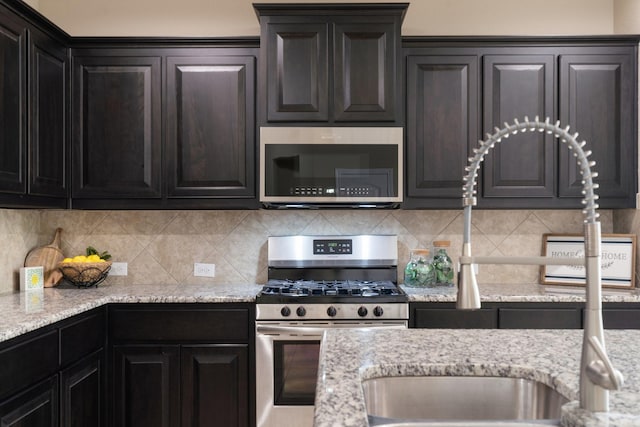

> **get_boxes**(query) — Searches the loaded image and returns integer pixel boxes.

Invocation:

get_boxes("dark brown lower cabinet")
[411,302,640,330]
[111,344,250,427]
[411,306,498,329]
[112,345,181,427]
[60,350,105,427]
[602,304,640,329]
[0,376,58,427]
[0,307,106,427]
[181,346,249,427]
[108,304,254,427]
[499,308,581,329]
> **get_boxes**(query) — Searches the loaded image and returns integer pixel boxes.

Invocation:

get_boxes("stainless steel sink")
[362,376,569,426]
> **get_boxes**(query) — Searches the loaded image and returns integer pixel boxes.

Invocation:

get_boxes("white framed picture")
[541,234,636,289]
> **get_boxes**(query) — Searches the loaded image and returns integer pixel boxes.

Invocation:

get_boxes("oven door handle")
[256,323,406,335]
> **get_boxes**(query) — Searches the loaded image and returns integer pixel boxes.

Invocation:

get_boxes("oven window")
[273,340,321,405]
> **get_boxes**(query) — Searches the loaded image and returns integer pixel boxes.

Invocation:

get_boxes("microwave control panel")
[291,186,377,197]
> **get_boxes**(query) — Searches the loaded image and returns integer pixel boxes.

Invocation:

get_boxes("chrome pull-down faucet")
[457,117,623,412]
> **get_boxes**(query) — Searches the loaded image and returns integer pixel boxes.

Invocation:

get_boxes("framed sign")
[541,234,636,289]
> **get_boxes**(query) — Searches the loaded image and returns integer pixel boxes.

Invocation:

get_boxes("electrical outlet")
[194,263,215,278]
[110,262,128,276]
[636,193,640,209]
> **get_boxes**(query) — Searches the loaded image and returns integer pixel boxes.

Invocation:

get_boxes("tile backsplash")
[0,208,619,294]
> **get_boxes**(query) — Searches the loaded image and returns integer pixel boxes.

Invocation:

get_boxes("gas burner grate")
[262,279,402,297]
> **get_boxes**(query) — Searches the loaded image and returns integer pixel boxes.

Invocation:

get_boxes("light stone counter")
[402,282,640,303]
[2,280,639,343]
[314,328,640,427]
[0,282,263,343]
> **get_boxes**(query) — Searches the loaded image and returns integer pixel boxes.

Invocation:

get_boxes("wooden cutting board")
[24,228,64,287]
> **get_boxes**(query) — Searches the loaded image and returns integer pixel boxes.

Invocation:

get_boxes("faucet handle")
[586,335,624,390]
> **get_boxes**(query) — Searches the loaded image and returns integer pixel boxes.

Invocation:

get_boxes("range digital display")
[313,239,352,255]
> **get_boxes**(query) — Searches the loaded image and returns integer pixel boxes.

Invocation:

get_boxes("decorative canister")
[403,249,435,287]
[430,240,454,287]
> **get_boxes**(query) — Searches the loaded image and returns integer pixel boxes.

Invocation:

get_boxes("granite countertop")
[314,328,640,427]
[1,280,639,344]
[0,282,263,343]
[402,282,640,303]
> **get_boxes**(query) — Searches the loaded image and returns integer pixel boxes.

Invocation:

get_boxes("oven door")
[255,320,407,427]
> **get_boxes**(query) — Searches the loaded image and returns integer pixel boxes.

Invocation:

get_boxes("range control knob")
[280,306,291,317]
[373,306,384,317]
[296,306,307,317]
[357,306,368,317]
[327,306,337,317]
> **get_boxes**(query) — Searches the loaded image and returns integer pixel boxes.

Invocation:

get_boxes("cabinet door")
[0,376,58,427]
[405,55,479,206]
[0,10,26,194]
[29,29,67,198]
[72,55,161,198]
[334,21,396,122]
[112,345,180,427]
[482,54,555,200]
[265,21,329,122]
[559,53,636,207]
[60,350,104,427]
[181,345,249,427]
[166,55,255,198]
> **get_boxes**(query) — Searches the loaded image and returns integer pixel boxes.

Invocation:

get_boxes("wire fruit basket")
[58,261,112,288]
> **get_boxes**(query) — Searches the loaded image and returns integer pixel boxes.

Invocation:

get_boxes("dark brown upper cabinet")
[0,9,26,195]
[403,39,637,210]
[559,51,636,207]
[404,53,479,209]
[166,54,255,199]
[29,28,68,199]
[482,53,556,201]
[71,53,162,200]
[255,3,407,125]
[0,5,67,208]
[71,45,258,209]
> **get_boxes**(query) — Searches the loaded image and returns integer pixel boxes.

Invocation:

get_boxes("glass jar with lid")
[403,249,435,287]
[429,240,455,287]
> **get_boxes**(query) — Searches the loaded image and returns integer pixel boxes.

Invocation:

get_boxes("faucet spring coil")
[462,116,599,223]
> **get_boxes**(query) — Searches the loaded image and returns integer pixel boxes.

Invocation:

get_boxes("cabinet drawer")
[109,305,250,342]
[60,308,106,367]
[602,309,640,329]
[413,308,497,329]
[499,308,581,329]
[0,330,59,400]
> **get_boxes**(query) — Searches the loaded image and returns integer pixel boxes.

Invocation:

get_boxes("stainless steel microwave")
[259,127,403,208]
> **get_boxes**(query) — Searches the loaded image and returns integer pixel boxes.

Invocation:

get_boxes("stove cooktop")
[256,279,407,306]
[261,279,403,297]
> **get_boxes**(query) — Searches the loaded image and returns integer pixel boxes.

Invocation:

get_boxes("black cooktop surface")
[258,279,405,299]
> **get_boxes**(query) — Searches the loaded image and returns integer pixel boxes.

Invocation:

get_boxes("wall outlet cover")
[110,262,128,276]
[194,263,215,277]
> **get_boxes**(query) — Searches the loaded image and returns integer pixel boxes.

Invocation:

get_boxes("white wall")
[21,0,39,10]
[614,0,640,33]
[38,0,615,37]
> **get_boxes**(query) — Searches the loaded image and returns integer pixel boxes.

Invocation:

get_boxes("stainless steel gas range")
[255,235,408,427]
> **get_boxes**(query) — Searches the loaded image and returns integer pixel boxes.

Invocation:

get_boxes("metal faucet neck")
[457,116,622,413]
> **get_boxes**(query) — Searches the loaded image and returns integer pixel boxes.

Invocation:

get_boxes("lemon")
[62,258,73,263]
[72,255,87,263]
[87,254,101,262]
